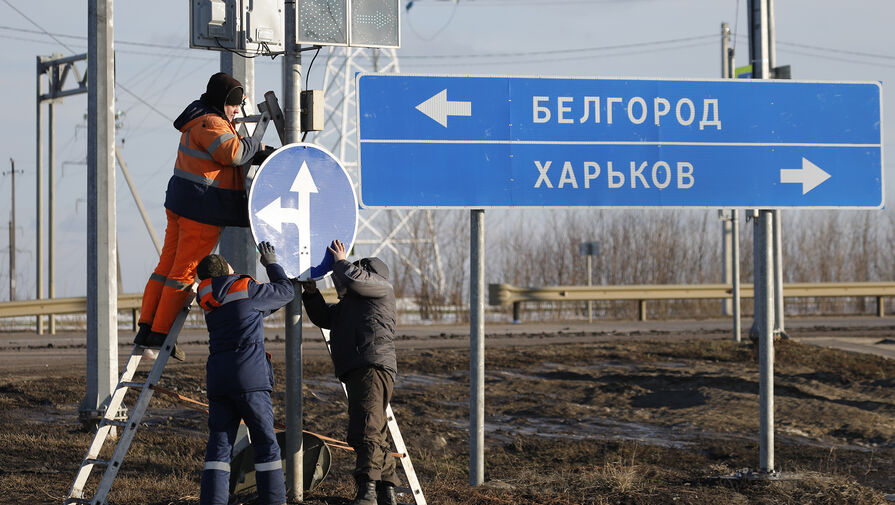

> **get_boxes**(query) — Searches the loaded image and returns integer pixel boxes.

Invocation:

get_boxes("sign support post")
[750,0,776,474]
[469,209,485,486]
[283,0,303,500]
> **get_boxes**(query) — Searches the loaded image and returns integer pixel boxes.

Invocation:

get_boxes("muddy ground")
[2,323,895,504]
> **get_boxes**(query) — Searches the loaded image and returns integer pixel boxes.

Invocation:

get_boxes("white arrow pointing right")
[780,157,831,195]
[415,89,472,127]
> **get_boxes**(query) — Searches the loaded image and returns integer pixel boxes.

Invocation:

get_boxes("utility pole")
[768,0,786,339]
[720,23,734,317]
[81,0,119,429]
[748,0,776,474]
[219,49,257,278]
[3,159,23,301]
[35,55,45,333]
[283,1,304,500]
[721,23,741,342]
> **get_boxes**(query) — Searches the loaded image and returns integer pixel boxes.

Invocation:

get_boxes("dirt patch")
[1,335,894,504]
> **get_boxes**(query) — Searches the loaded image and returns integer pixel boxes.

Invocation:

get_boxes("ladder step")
[119,381,145,390]
[102,419,127,428]
[84,458,109,466]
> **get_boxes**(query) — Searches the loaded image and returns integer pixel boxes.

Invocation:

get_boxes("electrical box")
[297,0,399,48]
[301,89,325,131]
[191,0,285,54]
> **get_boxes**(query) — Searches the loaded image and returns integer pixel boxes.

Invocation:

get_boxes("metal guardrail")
[0,289,339,321]
[3,283,894,325]
[489,282,895,321]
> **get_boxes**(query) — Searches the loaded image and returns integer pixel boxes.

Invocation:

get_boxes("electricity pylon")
[307,47,446,301]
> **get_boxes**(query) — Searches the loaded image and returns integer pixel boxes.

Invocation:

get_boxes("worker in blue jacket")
[195,241,294,505]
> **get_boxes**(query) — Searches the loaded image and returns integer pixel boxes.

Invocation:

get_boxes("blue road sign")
[249,143,358,280]
[356,74,883,209]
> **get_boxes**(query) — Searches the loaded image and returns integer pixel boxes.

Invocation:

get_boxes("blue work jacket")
[198,263,294,396]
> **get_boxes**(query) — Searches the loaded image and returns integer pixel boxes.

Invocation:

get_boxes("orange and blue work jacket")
[198,263,294,396]
[165,100,262,227]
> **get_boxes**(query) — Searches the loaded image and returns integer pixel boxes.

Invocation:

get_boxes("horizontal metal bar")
[0,288,338,320]
[40,52,87,67]
[0,293,143,318]
[489,282,895,306]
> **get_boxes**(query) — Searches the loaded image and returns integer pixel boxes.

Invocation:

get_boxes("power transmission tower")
[307,47,446,303]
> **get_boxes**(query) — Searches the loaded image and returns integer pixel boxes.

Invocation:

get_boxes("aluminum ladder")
[319,328,427,505]
[64,294,194,505]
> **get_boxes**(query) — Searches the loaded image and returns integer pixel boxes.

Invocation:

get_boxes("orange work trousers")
[139,210,222,334]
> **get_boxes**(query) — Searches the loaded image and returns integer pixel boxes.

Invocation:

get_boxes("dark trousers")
[200,391,285,505]
[343,366,399,486]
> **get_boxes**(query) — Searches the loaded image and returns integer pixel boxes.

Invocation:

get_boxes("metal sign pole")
[750,0,776,473]
[283,0,303,500]
[732,210,742,342]
[469,209,485,485]
[758,210,775,471]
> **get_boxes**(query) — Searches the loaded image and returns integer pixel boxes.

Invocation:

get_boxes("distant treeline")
[367,208,894,322]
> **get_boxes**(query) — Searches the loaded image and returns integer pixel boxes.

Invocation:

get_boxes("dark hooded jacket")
[302,258,397,380]
[199,263,294,396]
[164,78,262,227]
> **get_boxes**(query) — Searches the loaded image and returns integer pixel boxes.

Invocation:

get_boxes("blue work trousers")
[200,391,285,505]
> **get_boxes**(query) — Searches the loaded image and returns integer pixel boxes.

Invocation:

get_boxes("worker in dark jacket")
[134,72,274,358]
[196,241,293,505]
[300,239,399,505]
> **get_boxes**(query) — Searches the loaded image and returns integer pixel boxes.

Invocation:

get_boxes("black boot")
[145,331,185,361]
[376,482,397,505]
[349,480,378,505]
[133,323,151,346]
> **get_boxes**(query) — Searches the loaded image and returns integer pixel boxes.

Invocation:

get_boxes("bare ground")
[2,323,895,504]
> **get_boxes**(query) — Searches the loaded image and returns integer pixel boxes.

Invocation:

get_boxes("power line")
[0,24,193,51]
[401,40,715,68]
[778,47,895,70]
[2,0,75,52]
[1,2,177,122]
[777,40,895,61]
[398,34,717,60]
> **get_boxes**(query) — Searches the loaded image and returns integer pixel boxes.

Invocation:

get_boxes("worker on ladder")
[134,72,275,358]
[196,242,293,505]
[300,239,400,505]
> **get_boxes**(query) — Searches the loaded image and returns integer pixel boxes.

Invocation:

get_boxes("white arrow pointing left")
[255,161,319,275]
[416,89,472,127]
[780,157,831,195]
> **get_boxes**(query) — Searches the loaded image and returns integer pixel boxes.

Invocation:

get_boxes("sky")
[0,0,892,299]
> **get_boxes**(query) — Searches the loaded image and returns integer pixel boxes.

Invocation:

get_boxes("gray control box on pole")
[191,0,285,55]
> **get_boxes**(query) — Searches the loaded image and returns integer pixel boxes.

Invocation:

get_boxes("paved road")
[1,316,894,376]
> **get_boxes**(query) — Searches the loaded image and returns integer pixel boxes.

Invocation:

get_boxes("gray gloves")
[258,241,277,267]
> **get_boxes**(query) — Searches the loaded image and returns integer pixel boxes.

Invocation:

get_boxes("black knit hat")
[197,254,231,280]
[201,72,243,113]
